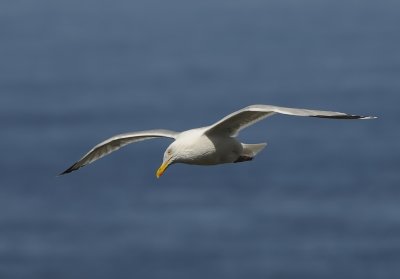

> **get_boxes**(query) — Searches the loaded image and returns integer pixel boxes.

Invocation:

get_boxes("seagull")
[60,104,376,178]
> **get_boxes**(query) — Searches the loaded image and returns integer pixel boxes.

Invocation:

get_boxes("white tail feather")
[241,143,267,157]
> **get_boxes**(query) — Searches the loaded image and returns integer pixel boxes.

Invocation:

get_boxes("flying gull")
[60,104,376,178]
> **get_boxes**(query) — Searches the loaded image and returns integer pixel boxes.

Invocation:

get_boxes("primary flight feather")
[60,104,376,177]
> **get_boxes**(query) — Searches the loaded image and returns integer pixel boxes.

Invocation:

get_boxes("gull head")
[156,142,181,178]
[156,129,209,178]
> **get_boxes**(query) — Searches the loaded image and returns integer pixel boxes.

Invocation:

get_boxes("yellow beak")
[156,159,171,178]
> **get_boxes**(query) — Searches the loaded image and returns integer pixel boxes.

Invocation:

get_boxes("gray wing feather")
[206,104,376,136]
[60,129,178,175]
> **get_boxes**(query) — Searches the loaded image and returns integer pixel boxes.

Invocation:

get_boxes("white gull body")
[60,104,376,178]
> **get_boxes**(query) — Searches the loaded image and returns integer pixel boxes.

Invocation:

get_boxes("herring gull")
[60,104,376,178]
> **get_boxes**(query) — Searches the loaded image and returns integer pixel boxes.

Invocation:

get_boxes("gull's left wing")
[60,129,178,175]
[205,104,376,137]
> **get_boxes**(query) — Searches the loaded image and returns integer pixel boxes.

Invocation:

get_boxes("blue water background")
[1,0,399,278]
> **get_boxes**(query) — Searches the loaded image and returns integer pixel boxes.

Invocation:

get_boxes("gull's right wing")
[205,104,376,137]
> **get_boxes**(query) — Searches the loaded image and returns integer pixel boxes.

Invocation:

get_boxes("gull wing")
[205,104,376,136]
[60,129,178,175]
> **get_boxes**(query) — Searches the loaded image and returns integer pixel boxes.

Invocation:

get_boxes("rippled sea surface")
[1,0,399,278]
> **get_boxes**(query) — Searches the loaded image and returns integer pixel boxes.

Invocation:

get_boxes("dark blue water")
[1,0,399,278]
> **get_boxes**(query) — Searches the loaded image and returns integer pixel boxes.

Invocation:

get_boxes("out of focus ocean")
[1,0,399,278]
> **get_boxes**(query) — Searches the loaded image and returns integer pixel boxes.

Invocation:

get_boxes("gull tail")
[234,143,267,163]
[241,143,267,157]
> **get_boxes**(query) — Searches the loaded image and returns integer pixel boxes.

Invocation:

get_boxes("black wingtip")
[58,163,79,176]
[312,114,377,120]
[58,169,71,176]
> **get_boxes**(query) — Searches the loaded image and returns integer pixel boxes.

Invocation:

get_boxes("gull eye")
[167,149,172,155]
